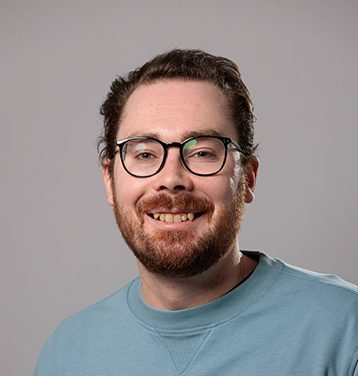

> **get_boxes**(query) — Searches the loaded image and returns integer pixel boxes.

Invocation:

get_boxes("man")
[35,49,358,375]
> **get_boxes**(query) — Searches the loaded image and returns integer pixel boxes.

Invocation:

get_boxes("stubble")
[112,179,246,278]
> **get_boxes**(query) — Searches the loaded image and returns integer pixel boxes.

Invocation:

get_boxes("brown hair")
[98,49,257,170]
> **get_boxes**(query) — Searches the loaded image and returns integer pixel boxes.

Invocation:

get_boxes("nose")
[154,148,194,192]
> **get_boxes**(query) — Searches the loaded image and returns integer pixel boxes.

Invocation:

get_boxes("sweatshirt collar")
[126,251,281,332]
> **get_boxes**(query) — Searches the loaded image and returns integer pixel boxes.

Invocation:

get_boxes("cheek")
[202,176,237,208]
[222,154,243,197]
[229,164,242,195]
[113,174,146,211]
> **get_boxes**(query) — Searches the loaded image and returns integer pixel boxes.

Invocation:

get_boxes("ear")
[102,160,114,206]
[244,157,259,204]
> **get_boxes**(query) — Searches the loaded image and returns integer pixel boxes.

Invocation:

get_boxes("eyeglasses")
[115,135,243,178]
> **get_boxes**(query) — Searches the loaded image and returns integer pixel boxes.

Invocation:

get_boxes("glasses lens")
[122,139,164,177]
[183,137,226,175]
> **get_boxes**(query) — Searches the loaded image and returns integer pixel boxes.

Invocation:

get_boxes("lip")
[146,209,201,215]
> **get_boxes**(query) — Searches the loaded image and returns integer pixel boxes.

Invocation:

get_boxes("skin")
[102,79,259,310]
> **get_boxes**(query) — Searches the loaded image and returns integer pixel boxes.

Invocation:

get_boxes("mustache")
[137,192,214,214]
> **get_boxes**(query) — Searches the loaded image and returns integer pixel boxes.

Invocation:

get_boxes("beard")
[112,178,246,278]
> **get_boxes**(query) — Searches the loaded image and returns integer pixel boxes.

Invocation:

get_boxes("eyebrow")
[181,129,223,139]
[124,128,224,141]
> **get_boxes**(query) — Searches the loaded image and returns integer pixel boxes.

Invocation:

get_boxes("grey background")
[1,0,357,374]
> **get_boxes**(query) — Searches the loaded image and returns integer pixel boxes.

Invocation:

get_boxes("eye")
[125,141,162,162]
[183,137,224,162]
[187,148,218,160]
[195,150,214,158]
[133,151,158,162]
[135,151,157,160]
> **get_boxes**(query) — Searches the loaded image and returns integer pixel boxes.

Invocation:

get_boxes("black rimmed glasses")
[115,135,243,178]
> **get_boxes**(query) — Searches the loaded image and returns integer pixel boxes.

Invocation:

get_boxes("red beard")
[112,182,246,278]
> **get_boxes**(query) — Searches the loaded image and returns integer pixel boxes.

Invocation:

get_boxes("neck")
[137,248,258,310]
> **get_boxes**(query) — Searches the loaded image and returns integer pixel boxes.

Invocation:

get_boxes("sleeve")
[33,338,57,376]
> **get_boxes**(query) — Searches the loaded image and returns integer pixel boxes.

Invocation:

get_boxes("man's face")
[103,79,257,278]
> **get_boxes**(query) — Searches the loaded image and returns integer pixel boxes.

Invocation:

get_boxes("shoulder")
[243,252,358,376]
[244,250,358,312]
[258,252,358,316]
[275,255,358,296]
[34,279,137,375]
[46,278,136,347]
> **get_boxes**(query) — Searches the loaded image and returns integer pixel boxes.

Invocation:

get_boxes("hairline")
[116,77,239,143]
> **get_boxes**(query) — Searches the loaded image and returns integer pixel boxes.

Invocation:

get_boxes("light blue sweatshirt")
[34,252,358,375]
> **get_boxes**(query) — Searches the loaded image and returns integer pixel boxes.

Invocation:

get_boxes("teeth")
[164,214,173,223]
[174,215,182,223]
[152,213,196,223]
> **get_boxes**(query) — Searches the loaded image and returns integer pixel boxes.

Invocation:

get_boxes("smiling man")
[102,78,259,307]
[34,49,358,376]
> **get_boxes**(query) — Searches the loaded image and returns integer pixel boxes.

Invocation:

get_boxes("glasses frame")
[115,135,243,178]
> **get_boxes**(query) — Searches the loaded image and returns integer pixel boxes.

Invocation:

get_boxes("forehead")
[118,79,238,141]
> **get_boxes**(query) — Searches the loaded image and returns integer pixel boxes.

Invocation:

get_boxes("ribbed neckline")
[126,251,282,332]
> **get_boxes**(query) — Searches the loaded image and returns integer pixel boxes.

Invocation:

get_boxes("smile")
[147,212,203,223]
